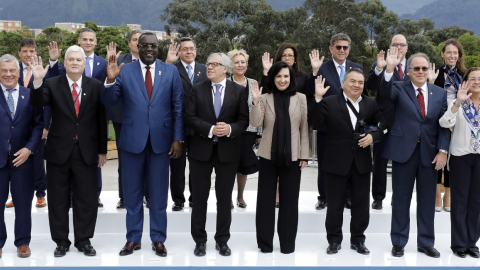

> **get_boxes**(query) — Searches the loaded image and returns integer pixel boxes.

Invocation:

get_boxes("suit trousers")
[113,122,149,200]
[324,160,370,244]
[189,145,238,244]
[33,138,47,198]
[391,143,437,248]
[170,135,192,204]
[256,158,301,254]
[122,137,169,243]
[47,144,98,249]
[449,154,480,252]
[0,155,34,248]
[372,132,389,201]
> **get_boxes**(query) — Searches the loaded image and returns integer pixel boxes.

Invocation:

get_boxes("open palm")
[315,75,330,99]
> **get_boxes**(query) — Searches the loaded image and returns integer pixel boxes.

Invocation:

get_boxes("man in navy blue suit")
[49,28,106,207]
[307,33,363,210]
[366,34,410,210]
[379,48,450,258]
[0,54,43,258]
[102,32,184,257]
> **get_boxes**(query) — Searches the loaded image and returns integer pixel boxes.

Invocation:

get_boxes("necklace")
[232,75,246,85]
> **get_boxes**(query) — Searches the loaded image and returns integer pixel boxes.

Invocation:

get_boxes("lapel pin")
[97,62,100,66]
[84,93,86,96]
[197,72,201,76]
[21,95,24,99]
[159,71,161,75]
[349,67,352,69]
[430,92,433,95]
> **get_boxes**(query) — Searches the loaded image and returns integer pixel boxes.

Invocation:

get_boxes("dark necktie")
[417,88,425,141]
[397,63,404,80]
[145,66,152,100]
[213,84,222,142]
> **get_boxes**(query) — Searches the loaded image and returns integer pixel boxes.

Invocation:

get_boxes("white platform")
[2,191,476,267]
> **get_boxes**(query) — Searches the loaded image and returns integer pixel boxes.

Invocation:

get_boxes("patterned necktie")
[24,66,31,87]
[145,66,152,100]
[186,65,194,84]
[213,84,222,142]
[85,56,92,77]
[417,88,425,141]
[6,89,15,119]
[397,63,404,80]
[339,65,345,86]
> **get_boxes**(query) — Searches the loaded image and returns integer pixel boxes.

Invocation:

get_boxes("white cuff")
[104,78,115,88]
[374,67,382,76]
[384,72,393,82]
[49,59,58,66]
[33,82,42,89]
[315,98,322,103]
[227,124,232,137]
[208,126,214,138]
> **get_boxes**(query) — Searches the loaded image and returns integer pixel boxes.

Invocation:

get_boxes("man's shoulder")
[94,54,107,62]
[428,82,445,94]
[347,60,363,70]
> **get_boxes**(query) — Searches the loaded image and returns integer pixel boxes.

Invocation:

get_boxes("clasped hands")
[213,122,231,137]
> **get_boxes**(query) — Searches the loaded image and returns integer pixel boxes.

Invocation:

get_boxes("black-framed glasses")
[334,45,350,51]
[409,66,428,72]
[206,62,224,68]
[391,43,408,48]
[138,44,158,49]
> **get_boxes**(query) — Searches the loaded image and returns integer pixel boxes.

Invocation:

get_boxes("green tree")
[424,25,474,45]
[35,27,70,65]
[458,33,480,56]
[405,34,441,65]
[0,31,25,57]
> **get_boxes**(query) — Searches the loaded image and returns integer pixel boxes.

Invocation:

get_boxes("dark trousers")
[449,154,480,252]
[47,144,98,249]
[256,158,301,254]
[189,146,238,244]
[372,132,389,201]
[113,122,149,200]
[391,143,437,247]
[324,161,370,244]
[122,137,169,243]
[170,135,192,204]
[33,138,47,198]
[0,155,34,248]
[317,131,350,202]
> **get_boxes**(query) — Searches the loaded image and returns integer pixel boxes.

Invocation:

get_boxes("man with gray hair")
[29,45,107,257]
[0,54,43,258]
[185,52,248,257]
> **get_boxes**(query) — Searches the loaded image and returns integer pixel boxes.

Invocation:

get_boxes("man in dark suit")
[49,28,106,207]
[30,46,107,257]
[185,53,248,257]
[165,37,208,211]
[312,68,383,255]
[366,34,409,210]
[5,38,57,209]
[102,32,184,257]
[0,54,43,258]
[307,33,363,210]
[379,48,450,258]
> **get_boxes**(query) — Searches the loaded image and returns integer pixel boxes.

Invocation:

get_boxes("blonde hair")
[227,49,249,63]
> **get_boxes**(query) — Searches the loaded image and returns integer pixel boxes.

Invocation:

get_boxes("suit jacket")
[312,94,383,176]
[366,62,410,130]
[185,79,248,163]
[0,85,43,169]
[250,92,309,161]
[30,74,107,165]
[106,53,134,123]
[101,59,184,154]
[58,53,107,83]
[378,77,450,167]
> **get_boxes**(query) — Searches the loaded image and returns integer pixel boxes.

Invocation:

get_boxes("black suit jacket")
[106,53,135,123]
[312,94,383,176]
[366,62,410,130]
[175,61,208,98]
[30,74,107,165]
[185,79,248,163]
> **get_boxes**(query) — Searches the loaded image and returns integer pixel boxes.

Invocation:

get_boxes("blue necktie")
[186,65,194,84]
[213,84,222,142]
[7,89,15,119]
[85,56,92,77]
[339,65,345,87]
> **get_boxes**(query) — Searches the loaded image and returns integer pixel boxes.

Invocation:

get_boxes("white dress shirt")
[182,60,196,74]
[104,59,155,87]
[208,77,232,138]
[66,74,83,104]
[333,59,346,78]
[21,62,32,83]
[375,58,406,77]
[384,72,429,115]
[343,92,362,129]
[1,83,19,113]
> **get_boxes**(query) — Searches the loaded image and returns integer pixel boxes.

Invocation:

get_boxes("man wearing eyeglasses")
[102,32,184,258]
[379,48,450,258]
[366,34,410,210]
[165,37,208,211]
[185,53,248,257]
[307,33,363,211]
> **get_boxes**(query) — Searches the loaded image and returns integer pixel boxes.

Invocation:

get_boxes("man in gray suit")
[165,37,208,211]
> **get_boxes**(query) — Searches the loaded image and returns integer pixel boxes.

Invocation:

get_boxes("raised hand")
[314,75,330,99]
[106,54,124,83]
[428,63,439,82]
[251,80,262,105]
[456,82,472,103]
[48,41,62,61]
[28,56,49,81]
[376,50,387,70]
[106,42,121,60]
[385,47,402,73]
[165,42,180,64]
[309,49,324,75]
[262,52,273,76]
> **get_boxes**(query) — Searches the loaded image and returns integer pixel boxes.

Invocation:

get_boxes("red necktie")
[145,66,152,100]
[133,59,137,61]
[397,63,404,80]
[72,83,80,139]
[417,88,425,141]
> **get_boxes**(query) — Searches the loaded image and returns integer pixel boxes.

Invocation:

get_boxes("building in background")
[55,22,85,33]
[0,20,21,32]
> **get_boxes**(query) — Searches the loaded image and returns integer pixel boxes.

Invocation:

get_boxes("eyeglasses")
[391,43,408,48]
[334,45,350,51]
[138,44,158,49]
[281,54,295,59]
[180,47,196,52]
[409,66,429,72]
[206,62,224,68]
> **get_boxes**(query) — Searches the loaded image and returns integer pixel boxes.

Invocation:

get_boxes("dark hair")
[138,32,158,43]
[273,43,300,75]
[128,30,143,42]
[264,61,297,96]
[344,68,364,80]
[18,38,36,52]
[389,34,408,45]
[179,37,196,48]
[79,28,96,39]
[442,39,466,75]
[463,67,480,83]
[330,33,351,47]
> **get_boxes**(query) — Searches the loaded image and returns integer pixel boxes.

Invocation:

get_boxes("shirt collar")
[343,91,362,104]
[211,77,227,89]
[85,53,94,59]
[21,62,30,70]
[412,81,428,94]
[131,54,137,61]
[66,74,82,89]
[1,83,19,92]
[139,59,156,70]
[181,60,195,70]
[333,59,346,70]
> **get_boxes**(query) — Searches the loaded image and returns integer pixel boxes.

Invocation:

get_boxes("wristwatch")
[439,149,448,154]
[453,101,461,107]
